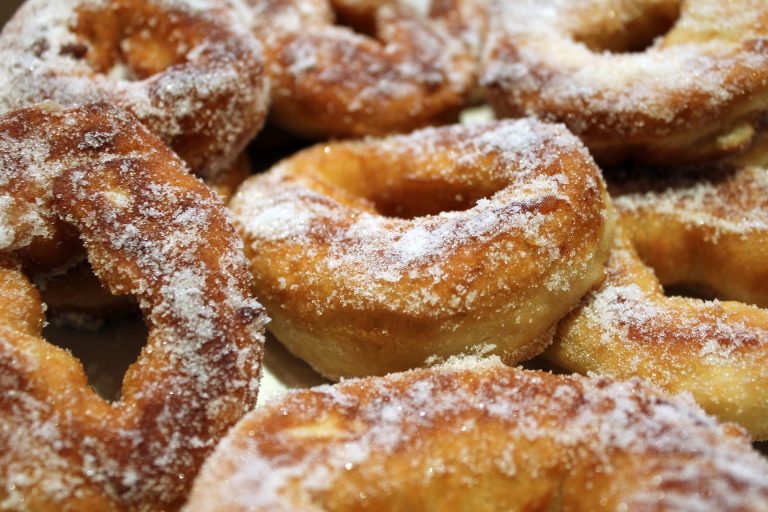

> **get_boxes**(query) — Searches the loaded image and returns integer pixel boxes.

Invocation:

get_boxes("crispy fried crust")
[0,0,269,179]
[186,361,768,511]
[230,120,613,380]
[0,103,267,511]
[482,0,768,166]
[245,0,475,138]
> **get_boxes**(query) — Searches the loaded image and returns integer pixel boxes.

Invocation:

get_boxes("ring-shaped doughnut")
[229,119,613,380]
[0,103,267,510]
[482,0,768,166]
[0,0,269,179]
[245,0,475,138]
[185,359,768,511]
[613,148,768,307]
[547,226,768,440]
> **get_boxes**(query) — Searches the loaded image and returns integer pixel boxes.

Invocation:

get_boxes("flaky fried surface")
[230,120,613,380]
[0,0,268,179]
[186,360,768,511]
[482,0,768,166]
[0,103,267,511]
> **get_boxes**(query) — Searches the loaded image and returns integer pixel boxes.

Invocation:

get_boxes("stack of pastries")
[0,0,767,510]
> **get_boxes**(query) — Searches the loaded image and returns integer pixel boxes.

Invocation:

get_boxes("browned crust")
[248,0,476,138]
[482,0,768,166]
[548,228,768,439]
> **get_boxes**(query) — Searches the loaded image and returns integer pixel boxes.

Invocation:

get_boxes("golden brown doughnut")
[613,153,768,308]
[229,120,613,380]
[0,103,267,511]
[482,0,768,166]
[0,0,269,180]
[185,359,768,511]
[548,146,768,439]
[547,227,768,440]
[245,0,475,138]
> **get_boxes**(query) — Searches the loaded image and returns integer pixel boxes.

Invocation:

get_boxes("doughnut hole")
[44,315,146,402]
[663,283,718,301]
[295,144,510,219]
[71,2,205,80]
[569,0,681,53]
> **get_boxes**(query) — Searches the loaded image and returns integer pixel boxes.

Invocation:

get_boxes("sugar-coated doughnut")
[185,359,768,511]
[0,0,269,179]
[550,147,768,439]
[547,228,768,440]
[613,149,768,308]
[245,0,475,138]
[230,120,613,380]
[0,103,267,511]
[482,0,768,165]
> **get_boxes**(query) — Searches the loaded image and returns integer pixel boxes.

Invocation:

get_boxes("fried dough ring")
[0,103,267,511]
[549,147,768,438]
[0,0,269,179]
[482,0,768,166]
[245,0,475,138]
[613,153,768,308]
[229,120,613,380]
[185,359,768,511]
[547,225,768,440]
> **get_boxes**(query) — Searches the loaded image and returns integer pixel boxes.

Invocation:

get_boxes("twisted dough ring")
[230,120,613,380]
[482,0,768,166]
[245,0,475,138]
[0,0,269,179]
[0,104,267,511]
[548,156,768,439]
[186,359,768,511]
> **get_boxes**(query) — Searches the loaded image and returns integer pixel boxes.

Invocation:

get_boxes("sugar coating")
[0,104,267,509]
[482,0,768,137]
[0,0,269,178]
[582,244,768,363]
[186,361,768,511]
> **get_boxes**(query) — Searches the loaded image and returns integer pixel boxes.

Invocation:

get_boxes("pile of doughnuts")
[1,0,767,510]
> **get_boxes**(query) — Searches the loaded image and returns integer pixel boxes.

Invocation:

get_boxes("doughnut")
[547,226,768,440]
[185,358,768,511]
[481,0,768,166]
[0,103,267,510]
[613,146,768,307]
[0,0,269,180]
[245,0,475,138]
[229,119,613,380]
[548,144,768,438]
